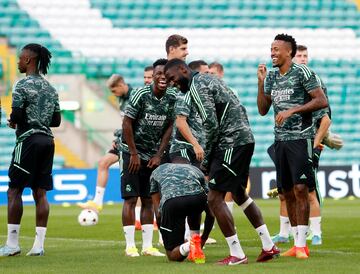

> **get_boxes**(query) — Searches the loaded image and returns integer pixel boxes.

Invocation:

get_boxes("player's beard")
[178,75,189,93]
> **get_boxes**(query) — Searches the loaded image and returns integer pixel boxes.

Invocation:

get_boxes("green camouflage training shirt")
[170,92,205,154]
[188,73,254,167]
[122,84,177,160]
[11,74,60,142]
[313,74,331,127]
[150,163,208,213]
[264,63,321,141]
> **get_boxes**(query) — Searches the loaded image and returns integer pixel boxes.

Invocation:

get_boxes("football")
[78,209,99,226]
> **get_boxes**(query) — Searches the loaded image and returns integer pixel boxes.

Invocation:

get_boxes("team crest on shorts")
[126,184,132,192]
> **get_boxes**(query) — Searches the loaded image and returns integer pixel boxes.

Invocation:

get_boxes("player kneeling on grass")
[150,160,215,263]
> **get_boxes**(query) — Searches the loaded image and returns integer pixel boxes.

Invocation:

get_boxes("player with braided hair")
[0,44,61,257]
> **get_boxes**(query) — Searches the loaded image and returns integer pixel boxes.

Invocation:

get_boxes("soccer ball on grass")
[78,209,99,226]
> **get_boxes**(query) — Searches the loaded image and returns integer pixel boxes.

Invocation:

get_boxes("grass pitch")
[1,198,359,274]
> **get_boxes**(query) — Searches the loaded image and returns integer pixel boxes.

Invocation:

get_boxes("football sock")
[179,242,190,256]
[279,216,290,238]
[309,217,322,236]
[32,227,47,250]
[184,219,190,241]
[141,224,154,250]
[291,226,298,246]
[123,225,136,249]
[297,225,309,248]
[135,206,141,222]
[6,224,20,248]
[226,201,234,214]
[93,186,105,206]
[225,234,245,258]
[255,224,274,251]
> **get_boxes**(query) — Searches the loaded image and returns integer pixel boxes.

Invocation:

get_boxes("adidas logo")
[259,232,264,236]
[10,230,17,234]
[300,174,307,179]
[209,179,216,185]
[231,240,238,246]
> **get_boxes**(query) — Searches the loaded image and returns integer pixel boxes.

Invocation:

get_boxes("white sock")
[291,226,298,246]
[309,217,322,237]
[226,201,234,213]
[184,218,190,241]
[93,186,105,206]
[32,227,47,250]
[179,242,190,256]
[141,224,154,250]
[135,206,141,222]
[255,224,274,251]
[123,225,136,249]
[297,225,309,248]
[6,224,20,248]
[225,234,245,258]
[279,216,290,238]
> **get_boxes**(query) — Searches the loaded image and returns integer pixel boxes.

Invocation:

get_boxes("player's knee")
[140,197,153,209]
[124,197,138,208]
[32,188,47,202]
[7,188,23,200]
[167,250,185,262]
[294,184,308,198]
[207,192,222,209]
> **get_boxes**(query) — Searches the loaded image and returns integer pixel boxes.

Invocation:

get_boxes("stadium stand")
[0,0,359,167]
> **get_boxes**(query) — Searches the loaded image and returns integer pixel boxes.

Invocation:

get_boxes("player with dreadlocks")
[0,43,61,257]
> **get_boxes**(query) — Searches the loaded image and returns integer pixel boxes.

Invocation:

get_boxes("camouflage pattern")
[187,73,254,168]
[112,87,134,151]
[122,85,177,161]
[118,85,134,112]
[313,74,331,127]
[150,163,208,213]
[12,75,60,142]
[170,92,205,154]
[264,63,321,141]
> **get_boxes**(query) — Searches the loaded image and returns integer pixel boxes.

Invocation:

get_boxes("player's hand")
[193,144,205,162]
[323,131,343,150]
[314,143,325,150]
[129,154,141,174]
[7,119,16,129]
[147,155,161,169]
[275,109,293,126]
[257,64,267,82]
[112,141,117,150]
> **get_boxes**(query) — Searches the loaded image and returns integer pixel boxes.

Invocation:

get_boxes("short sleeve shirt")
[12,75,60,141]
[170,92,205,153]
[264,63,321,141]
[122,85,177,160]
[150,163,208,213]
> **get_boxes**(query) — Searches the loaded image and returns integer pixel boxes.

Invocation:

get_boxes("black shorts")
[160,145,171,165]
[121,152,155,199]
[169,149,200,168]
[107,147,120,156]
[208,143,254,197]
[274,139,315,192]
[161,193,207,251]
[8,134,55,190]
